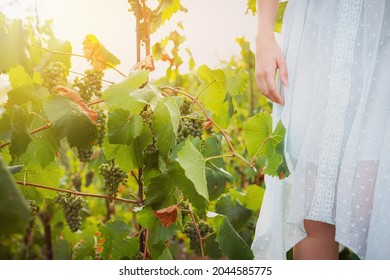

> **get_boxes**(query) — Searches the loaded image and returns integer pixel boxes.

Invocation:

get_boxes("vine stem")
[16,181,140,205]
[86,98,104,106]
[161,86,256,171]
[0,123,52,149]
[143,229,149,260]
[204,154,234,162]
[31,43,127,78]
[188,203,205,260]
[69,70,115,84]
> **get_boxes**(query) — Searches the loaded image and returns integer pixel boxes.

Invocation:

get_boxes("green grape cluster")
[96,111,107,147]
[140,107,153,128]
[42,61,67,92]
[27,200,39,229]
[180,98,192,115]
[177,113,204,143]
[55,192,84,232]
[77,148,93,162]
[140,107,158,152]
[99,163,128,200]
[73,69,104,101]
[183,220,213,254]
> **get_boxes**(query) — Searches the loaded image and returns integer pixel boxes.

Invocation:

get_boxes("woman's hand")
[255,36,288,106]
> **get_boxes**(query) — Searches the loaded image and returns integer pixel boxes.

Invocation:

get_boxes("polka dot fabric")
[252,0,390,259]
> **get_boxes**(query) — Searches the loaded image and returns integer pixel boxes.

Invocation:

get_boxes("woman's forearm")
[256,0,279,40]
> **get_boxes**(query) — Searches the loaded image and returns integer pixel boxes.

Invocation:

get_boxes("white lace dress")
[251,0,390,260]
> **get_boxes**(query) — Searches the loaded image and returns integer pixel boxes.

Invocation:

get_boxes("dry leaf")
[154,204,180,227]
[55,86,98,122]
[133,55,155,71]
[82,34,120,71]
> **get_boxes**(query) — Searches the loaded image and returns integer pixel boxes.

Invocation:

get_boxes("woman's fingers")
[265,72,284,105]
[276,53,289,86]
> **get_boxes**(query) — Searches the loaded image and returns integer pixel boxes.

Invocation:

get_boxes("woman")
[252,0,390,260]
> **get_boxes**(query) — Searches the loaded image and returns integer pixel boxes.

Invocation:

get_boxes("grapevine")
[96,110,107,147]
[73,69,104,102]
[42,61,67,92]
[99,163,128,201]
[177,112,204,143]
[55,192,85,232]
[183,220,213,255]
[77,148,94,162]
[27,200,39,230]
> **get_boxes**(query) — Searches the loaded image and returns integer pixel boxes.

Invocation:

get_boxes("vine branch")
[16,181,140,205]
[32,43,127,78]
[161,86,255,171]
[188,203,204,260]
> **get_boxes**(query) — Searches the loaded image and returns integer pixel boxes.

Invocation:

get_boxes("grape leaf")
[157,247,173,260]
[103,123,152,171]
[154,204,179,227]
[145,173,176,210]
[136,206,177,244]
[0,16,30,73]
[98,220,138,260]
[56,86,98,122]
[213,215,254,260]
[152,97,181,158]
[202,135,231,201]
[230,184,264,212]
[225,67,249,97]
[108,109,143,145]
[71,237,95,260]
[14,162,63,201]
[9,106,32,158]
[7,85,49,108]
[102,70,149,112]
[8,65,42,89]
[44,95,98,149]
[176,139,208,201]
[53,239,72,260]
[0,155,30,234]
[168,161,208,210]
[82,34,121,71]
[196,65,229,128]
[243,113,284,157]
[20,117,59,168]
[150,0,182,33]
[215,194,252,230]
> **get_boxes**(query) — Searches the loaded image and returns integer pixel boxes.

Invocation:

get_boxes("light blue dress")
[252,0,390,259]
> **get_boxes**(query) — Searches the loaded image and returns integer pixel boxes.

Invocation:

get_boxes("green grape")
[99,163,128,201]
[42,61,67,92]
[177,112,204,143]
[55,192,84,232]
[77,148,93,162]
[73,69,104,101]
[27,200,39,230]
[96,110,107,147]
[180,98,192,116]
[182,220,214,255]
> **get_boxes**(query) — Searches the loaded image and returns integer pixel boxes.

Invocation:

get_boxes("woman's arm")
[256,0,288,105]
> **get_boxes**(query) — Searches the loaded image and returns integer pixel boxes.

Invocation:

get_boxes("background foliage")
[0,0,291,260]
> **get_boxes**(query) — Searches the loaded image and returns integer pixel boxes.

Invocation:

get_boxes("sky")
[0,0,258,84]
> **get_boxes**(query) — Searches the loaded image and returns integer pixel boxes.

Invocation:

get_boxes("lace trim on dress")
[308,0,363,223]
